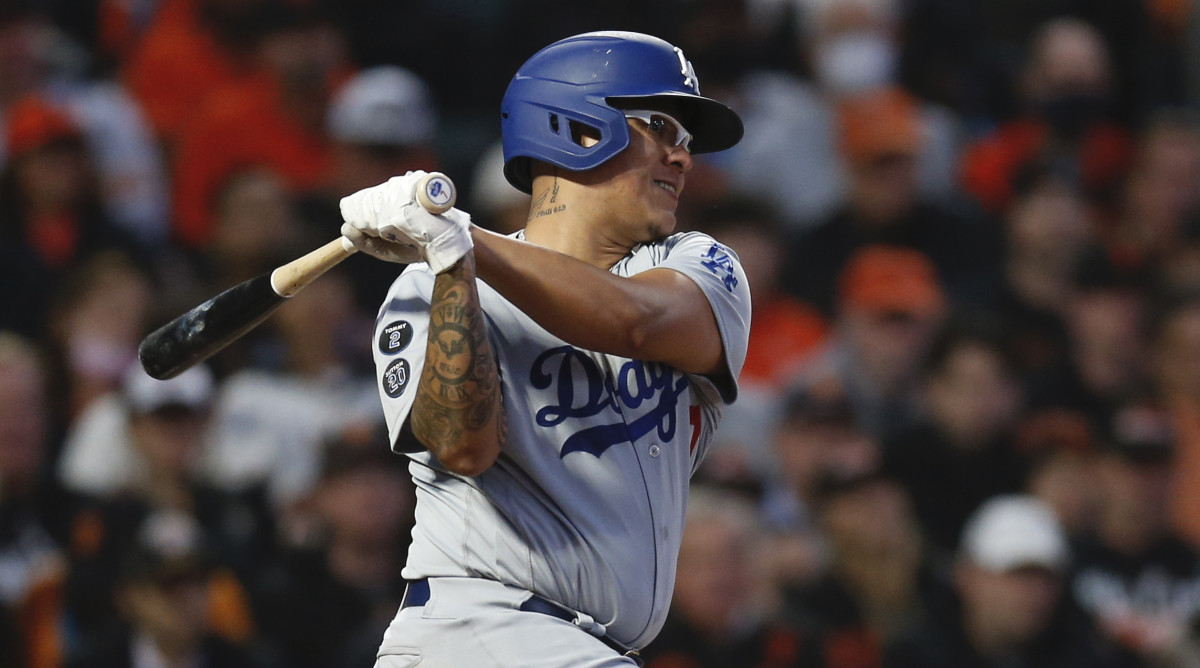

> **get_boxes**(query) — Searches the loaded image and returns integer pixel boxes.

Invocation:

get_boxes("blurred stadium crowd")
[1,0,1200,666]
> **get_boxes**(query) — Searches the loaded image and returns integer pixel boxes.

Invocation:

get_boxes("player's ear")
[570,120,601,148]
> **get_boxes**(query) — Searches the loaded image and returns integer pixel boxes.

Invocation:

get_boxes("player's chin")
[640,191,680,239]
[646,211,678,241]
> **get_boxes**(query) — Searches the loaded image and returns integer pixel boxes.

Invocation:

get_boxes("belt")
[402,578,643,666]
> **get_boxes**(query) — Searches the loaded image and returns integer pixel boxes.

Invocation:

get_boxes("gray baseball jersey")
[371,230,751,649]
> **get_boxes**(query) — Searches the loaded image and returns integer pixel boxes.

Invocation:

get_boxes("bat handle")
[270,237,356,297]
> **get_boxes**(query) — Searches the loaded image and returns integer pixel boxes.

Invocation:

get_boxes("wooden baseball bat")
[138,172,456,380]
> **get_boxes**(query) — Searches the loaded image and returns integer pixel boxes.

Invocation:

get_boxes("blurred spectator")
[1015,408,1102,542]
[0,95,149,340]
[44,251,155,420]
[1070,402,1200,666]
[960,17,1133,216]
[58,362,271,647]
[0,13,171,247]
[170,1,350,249]
[726,0,964,228]
[58,362,216,499]
[64,508,268,668]
[0,331,66,668]
[990,163,1095,381]
[885,495,1124,668]
[782,469,954,668]
[760,388,879,535]
[795,245,948,442]
[883,318,1029,556]
[781,87,1002,316]
[200,267,381,528]
[206,168,302,288]
[642,484,807,668]
[0,11,43,108]
[1103,109,1200,270]
[1156,218,1200,306]
[254,436,414,668]
[1029,247,1153,429]
[1153,300,1200,551]
[3,95,104,256]
[0,331,56,515]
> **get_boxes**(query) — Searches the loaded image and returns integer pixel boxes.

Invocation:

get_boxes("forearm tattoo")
[412,254,506,460]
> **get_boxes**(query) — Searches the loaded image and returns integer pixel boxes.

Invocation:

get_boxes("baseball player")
[339,31,750,667]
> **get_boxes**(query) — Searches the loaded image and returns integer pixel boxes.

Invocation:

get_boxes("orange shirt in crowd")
[170,72,334,248]
[98,0,193,63]
[740,296,829,391]
[121,0,254,146]
[960,118,1133,214]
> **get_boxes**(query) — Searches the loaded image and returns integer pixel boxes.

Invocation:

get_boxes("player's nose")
[666,144,693,173]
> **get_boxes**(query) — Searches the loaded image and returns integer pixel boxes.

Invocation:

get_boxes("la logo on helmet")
[674,47,699,93]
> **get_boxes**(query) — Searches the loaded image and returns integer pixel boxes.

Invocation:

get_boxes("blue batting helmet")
[500,31,744,193]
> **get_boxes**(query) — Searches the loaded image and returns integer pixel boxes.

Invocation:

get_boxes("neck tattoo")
[529,170,567,220]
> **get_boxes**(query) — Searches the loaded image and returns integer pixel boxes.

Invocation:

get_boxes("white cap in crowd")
[959,495,1070,572]
[121,362,215,415]
[327,65,436,147]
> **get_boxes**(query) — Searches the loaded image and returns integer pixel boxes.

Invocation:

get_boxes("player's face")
[583,106,695,243]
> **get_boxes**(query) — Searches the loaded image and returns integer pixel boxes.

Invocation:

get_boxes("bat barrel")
[138,273,286,379]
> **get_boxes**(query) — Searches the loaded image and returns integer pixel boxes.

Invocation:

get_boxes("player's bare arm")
[410,253,505,476]
[471,229,725,377]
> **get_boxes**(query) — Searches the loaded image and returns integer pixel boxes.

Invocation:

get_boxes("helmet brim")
[607,93,744,154]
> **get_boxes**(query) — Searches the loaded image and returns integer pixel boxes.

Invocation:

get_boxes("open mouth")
[655,180,678,196]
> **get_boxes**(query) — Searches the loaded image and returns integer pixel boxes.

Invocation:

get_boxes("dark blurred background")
[1,0,1200,666]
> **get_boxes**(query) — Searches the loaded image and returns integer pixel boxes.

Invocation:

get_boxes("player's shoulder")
[376,264,436,319]
[394,264,436,291]
[664,229,722,249]
[619,232,743,289]
[629,230,720,259]
[657,230,742,266]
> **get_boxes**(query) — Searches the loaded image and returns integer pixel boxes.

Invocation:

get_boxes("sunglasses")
[623,109,693,152]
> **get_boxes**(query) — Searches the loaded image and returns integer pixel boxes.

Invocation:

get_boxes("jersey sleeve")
[371,266,435,451]
[658,232,752,404]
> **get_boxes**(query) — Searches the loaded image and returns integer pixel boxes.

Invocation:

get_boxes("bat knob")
[416,172,456,214]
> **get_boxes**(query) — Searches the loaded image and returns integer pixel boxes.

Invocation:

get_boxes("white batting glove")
[339,172,474,273]
[339,223,423,264]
